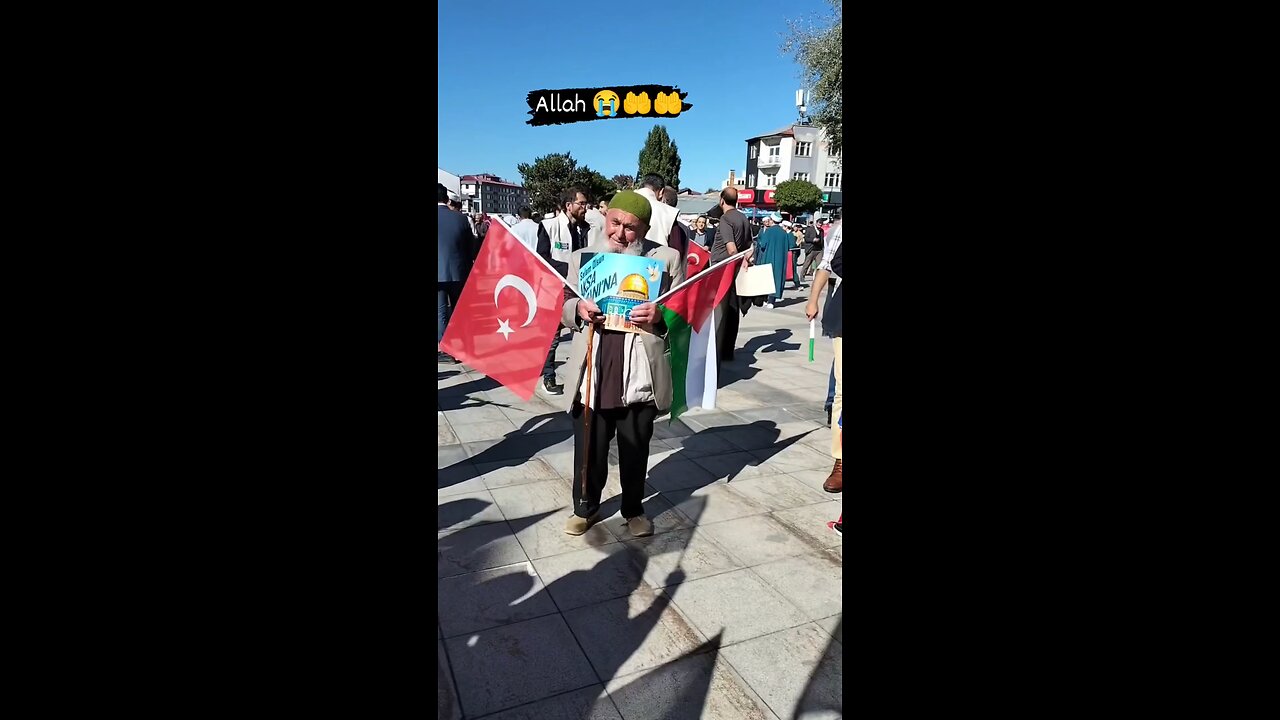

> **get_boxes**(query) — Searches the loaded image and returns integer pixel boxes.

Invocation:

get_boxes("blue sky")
[438,0,835,193]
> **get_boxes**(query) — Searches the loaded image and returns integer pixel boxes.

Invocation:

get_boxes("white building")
[743,123,842,215]
[459,174,528,215]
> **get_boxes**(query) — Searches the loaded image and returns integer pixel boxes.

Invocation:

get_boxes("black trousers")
[437,281,464,344]
[542,329,562,380]
[715,285,740,363]
[570,402,657,520]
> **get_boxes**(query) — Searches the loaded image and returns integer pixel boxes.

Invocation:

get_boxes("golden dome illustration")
[619,273,648,299]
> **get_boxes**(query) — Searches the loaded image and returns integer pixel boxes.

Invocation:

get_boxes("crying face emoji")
[594,90,619,117]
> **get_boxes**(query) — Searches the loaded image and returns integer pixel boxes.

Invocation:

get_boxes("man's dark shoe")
[542,376,563,395]
[438,351,458,364]
[822,459,842,493]
[824,405,832,427]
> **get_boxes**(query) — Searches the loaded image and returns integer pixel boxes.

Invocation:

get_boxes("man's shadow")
[719,328,801,389]
[647,420,816,485]
[439,374,512,412]
[439,411,573,490]
[437,497,494,531]
[440,498,717,718]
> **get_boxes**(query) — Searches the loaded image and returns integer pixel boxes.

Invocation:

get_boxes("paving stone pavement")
[438,291,842,720]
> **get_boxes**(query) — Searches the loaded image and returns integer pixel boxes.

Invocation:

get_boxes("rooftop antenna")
[796,88,809,125]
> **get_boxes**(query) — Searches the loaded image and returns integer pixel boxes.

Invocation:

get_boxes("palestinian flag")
[656,248,747,420]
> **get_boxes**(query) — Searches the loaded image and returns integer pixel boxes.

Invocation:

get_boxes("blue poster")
[578,253,663,333]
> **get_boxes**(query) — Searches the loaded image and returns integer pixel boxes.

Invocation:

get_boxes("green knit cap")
[608,190,652,225]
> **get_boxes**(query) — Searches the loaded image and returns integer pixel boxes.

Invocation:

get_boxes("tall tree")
[516,152,613,214]
[783,0,842,154]
[773,179,824,216]
[572,169,613,205]
[611,174,635,191]
[636,125,682,190]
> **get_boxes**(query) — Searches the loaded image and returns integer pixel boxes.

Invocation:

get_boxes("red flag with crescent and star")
[440,219,568,400]
[685,238,711,279]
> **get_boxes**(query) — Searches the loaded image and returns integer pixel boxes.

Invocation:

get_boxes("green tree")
[774,179,824,215]
[783,0,842,154]
[572,169,614,206]
[516,152,614,214]
[611,174,635,191]
[636,125,681,190]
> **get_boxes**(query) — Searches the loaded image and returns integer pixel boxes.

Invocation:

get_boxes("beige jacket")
[556,240,686,413]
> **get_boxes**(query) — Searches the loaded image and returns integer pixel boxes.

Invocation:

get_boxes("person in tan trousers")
[805,219,842,493]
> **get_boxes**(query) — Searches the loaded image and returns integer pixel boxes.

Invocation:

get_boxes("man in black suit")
[438,183,473,364]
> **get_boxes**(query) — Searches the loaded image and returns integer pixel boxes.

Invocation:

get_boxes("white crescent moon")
[687,254,702,267]
[493,274,538,327]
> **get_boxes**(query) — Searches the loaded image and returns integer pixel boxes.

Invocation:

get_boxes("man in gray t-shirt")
[711,188,751,363]
[712,192,751,262]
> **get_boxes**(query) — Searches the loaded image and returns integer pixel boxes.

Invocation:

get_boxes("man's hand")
[577,298,604,324]
[806,301,819,321]
[630,301,659,327]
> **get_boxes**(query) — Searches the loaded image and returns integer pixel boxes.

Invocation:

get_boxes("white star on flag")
[496,318,514,340]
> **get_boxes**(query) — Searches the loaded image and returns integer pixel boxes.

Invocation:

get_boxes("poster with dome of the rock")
[577,252,664,334]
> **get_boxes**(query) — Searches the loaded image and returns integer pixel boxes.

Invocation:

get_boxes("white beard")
[607,240,645,256]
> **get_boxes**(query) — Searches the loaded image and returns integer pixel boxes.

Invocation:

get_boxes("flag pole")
[652,248,749,305]
[579,322,595,497]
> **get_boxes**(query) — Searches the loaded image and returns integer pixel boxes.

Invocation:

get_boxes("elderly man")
[557,190,685,537]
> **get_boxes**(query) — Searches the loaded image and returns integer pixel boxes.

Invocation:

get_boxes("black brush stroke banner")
[526,85,693,127]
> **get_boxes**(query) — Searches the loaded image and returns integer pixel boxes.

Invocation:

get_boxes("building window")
[768,146,779,158]
[795,141,812,157]
[750,145,757,158]
[792,172,809,182]
[829,146,841,159]
[764,173,776,187]
[824,173,841,188]
[748,174,754,187]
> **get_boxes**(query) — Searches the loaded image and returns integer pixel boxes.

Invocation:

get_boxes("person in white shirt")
[508,206,541,252]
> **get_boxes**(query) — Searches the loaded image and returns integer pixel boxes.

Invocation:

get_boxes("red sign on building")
[762,189,777,205]
[738,189,755,204]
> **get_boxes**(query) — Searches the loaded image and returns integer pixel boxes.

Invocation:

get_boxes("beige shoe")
[626,516,654,537]
[564,513,598,536]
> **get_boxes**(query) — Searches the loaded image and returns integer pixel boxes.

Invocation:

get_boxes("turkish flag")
[440,219,567,400]
[685,240,711,279]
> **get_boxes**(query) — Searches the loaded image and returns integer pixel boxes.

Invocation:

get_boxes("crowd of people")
[437,174,843,536]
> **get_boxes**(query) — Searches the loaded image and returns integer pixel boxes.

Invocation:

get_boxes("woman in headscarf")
[754,217,793,307]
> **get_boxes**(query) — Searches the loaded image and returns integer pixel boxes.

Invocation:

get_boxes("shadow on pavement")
[437,497,493,530]
[438,412,572,491]
[439,497,718,719]
[649,420,815,484]
[439,374,512,412]
[720,328,801,388]
[791,616,843,719]
[771,296,809,309]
